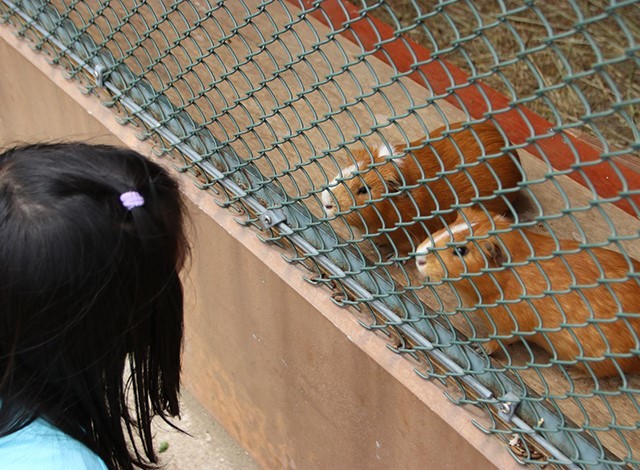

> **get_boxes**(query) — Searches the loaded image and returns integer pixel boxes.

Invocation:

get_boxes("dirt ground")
[153,391,258,470]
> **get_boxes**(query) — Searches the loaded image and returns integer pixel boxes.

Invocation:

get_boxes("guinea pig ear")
[384,175,402,192]
[481,241,506,266]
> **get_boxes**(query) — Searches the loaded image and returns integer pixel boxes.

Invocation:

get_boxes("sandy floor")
[153,392,259,470]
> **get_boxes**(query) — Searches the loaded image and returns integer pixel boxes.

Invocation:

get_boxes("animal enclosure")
[1,0,639,467]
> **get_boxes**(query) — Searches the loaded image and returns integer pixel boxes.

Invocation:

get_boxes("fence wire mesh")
[1,0,639,467]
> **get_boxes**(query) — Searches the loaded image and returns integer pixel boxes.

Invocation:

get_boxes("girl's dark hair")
[0,143,187,469]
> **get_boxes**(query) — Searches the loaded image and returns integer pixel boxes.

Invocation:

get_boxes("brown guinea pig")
[321,121,523,255]
[415,209,640,378]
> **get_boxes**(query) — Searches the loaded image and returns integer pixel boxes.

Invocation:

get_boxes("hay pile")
[370,0,639,157]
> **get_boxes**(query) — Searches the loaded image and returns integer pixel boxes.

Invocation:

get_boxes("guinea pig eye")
[357,186,369,195]
[453,246,469,257]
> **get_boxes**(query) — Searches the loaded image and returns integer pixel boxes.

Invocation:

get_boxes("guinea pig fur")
[321,121,523,255]
[415,209,640,378]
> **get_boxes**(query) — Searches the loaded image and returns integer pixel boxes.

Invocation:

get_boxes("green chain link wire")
[1,0,639,467]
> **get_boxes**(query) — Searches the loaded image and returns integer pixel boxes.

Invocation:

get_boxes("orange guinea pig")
[321,121,523,255]
[415,209,640,378]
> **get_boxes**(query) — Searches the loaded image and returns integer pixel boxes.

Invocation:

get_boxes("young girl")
[0,143,187,469]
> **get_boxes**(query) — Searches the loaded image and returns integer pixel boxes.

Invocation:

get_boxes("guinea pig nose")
[325,204,334,210]
[416,256,427,267]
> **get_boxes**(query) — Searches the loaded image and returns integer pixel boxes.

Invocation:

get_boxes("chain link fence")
[1,0,639,467]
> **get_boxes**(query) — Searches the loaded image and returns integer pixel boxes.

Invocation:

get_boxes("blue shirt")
[0,418,108,469]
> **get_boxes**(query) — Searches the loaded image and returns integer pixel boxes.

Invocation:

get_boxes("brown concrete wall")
[0,27,516,469]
